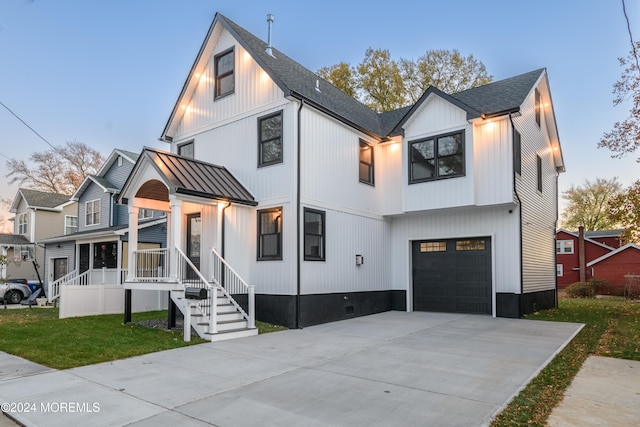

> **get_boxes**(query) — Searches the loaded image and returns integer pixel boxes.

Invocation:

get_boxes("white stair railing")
[211,247,255,329]
[47,269,91,302]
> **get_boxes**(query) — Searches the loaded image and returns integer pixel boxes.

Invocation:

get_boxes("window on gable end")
[535,88,541,127]
[178,141,194,159]
[409,130,465,183]
[513,129,522,176]
[86,199,100,226]
[536,155,543,193]
[18,213,28,235]
[214,48,235,99]
[359,140,374,185]
[258,111,283,167]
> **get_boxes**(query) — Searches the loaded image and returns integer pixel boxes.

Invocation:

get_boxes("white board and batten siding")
[513,84,558,294]
[473,117,515,206]
[401,95,475,212]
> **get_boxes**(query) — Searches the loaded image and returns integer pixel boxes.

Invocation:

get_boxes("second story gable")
[9,188,74,242]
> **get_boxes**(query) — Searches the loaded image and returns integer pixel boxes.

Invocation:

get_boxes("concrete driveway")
[0,311,582,426]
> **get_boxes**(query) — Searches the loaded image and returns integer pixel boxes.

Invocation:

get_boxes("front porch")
[119,148,259,342]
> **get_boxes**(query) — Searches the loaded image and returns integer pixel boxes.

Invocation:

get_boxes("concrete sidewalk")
[547,355,640,426]
[0,311,582,426]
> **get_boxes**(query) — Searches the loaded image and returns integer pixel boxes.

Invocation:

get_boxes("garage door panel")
[412,237,492,315]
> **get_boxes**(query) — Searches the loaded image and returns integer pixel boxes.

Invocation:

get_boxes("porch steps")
[170,289,257,342]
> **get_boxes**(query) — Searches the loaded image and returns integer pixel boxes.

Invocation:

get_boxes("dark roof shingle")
[19,189,71,209]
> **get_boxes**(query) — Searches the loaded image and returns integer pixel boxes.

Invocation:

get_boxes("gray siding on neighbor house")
[77,183,112,232]
[43,241,76,287]
[103,155,135,189]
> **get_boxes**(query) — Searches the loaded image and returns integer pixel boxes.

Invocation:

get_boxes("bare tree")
[6,141,104,195]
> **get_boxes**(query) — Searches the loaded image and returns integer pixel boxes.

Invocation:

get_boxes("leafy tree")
[357,48,406,112]
[6,141,104,195]
[598,41,640,160]
[560,178,622,231]
[317,48,492,111]
[317,62,357,97]
[609,180,640,243]
[401,49,492,102]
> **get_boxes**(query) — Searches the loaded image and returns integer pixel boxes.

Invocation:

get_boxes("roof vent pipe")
[265,14,275,57]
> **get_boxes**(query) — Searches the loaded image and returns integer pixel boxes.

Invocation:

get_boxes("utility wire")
[0,99,58,151]
[0,152,12,161]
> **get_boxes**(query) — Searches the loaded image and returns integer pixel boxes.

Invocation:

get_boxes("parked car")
[0,279,32,304]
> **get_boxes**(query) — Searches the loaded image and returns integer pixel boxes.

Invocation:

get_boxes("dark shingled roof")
[0,234,31,246]
[19,189,71,209]
[142,148,257,206]
[88,175,118,192]
[167,14,547,141]
[450,69,544,116]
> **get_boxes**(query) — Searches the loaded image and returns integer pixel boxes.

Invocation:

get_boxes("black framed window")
[214,48,234,99]
[537,155,543,193]
[257,207,282,260]
[513,129,521,176]
[409,130,464,183]
[258,111,283,166]
[304,208,325,261]
[359,140,374,185]
[178,141,194,158]
[535,88,541,127]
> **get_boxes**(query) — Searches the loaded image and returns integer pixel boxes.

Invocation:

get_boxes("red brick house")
[588,244,640,295]
[555,229,617,288]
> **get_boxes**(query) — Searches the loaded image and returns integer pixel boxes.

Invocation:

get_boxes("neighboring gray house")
[1,189,75,283]
[118,12,565,341]
[44,149,167,305]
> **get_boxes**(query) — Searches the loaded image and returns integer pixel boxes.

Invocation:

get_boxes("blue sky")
[0,0,638,229]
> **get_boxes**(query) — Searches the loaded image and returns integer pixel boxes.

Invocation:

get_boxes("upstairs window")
[409,130,465,183]
[359,140,374,185]
[537,155,543,193]
[65,215,78,235]
[138,209,153,219]
[86,199,100,226]
[535,88,541,127]
[556,240,574,254]
[18,213,28,235]
[304,208,325,261]
[214,48,235,99]
[513,129,522,176]
[178,141,194,159]
[257,207,282,260]
[258,111,283,167]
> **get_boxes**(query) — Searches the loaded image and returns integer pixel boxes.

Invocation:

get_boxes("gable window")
[178,141,194,159]
[556,264,563,277]
[409,130,464,183]
[258,111,283,167]
[214,48,234,99]
[536,155,543,193]
[65,215,78,235]
[304,208,325,261]
[535,88,541,127]
[117,156,123,167]
[86,199,100,226]
[257,207,282,260]
[556,240,574,254]
[18,213,28,235]
[513,129,522,176]
[359,140,374,185]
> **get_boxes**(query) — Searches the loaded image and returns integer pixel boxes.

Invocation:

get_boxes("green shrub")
[589,278,609,295]
[566,282,594,298]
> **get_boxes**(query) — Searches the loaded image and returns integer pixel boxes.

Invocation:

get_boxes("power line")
[0,152,12,161]
[0,99,57,151]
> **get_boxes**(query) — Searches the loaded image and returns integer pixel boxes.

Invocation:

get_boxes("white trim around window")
[17,212,28,235]
[64,215,78,235]
[556,240,574,254]
[556,264,563,277]
[85,199,101,226]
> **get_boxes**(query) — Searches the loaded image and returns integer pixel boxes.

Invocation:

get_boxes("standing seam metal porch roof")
[132,148,257,206]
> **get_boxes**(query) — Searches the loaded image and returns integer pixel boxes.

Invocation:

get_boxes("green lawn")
[492,297,640,426]
[0,308,286,370]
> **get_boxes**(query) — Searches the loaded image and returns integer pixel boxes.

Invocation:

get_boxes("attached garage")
[412,237,492,314]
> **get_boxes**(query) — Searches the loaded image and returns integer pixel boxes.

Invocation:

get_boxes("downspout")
[509,113,524,314]
[296,99,304,329]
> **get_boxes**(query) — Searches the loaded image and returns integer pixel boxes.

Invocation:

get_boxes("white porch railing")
[48,269,91,302]
[131,248,170,281]
[211,247,255,329]
[175,247,217,336]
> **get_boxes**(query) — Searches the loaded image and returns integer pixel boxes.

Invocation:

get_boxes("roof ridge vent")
[265,14,275,57]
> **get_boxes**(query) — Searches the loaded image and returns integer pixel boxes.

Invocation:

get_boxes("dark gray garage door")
[412,237,492,314]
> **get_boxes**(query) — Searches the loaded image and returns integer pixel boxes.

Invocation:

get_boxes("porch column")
[169,196,183,281]
[127,204,139,281]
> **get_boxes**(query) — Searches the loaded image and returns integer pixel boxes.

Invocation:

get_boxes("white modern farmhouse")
[119,13,564,339]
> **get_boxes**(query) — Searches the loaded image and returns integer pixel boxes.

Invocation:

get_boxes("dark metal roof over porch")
[122,148,257,206]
